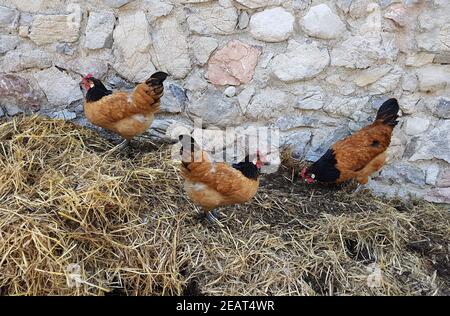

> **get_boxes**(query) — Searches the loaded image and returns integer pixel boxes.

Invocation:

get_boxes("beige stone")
[29,6,81,45]
[354,65,392,87]
[384,4,409,27]
[405,53,435,67]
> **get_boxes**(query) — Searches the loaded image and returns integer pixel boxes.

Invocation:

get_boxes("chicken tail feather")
[146,71,168,86]
[132,71,168,111]
[375,98,399,126]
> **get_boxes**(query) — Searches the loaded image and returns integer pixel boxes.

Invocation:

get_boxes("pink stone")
[207,40,261,86]
[384,4,409,27]
[436,169,450,187]
[0,73,45,112]
[425,188,450,204]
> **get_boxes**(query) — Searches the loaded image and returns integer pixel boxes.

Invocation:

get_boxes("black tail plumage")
[375,98,399,126]
[146,71,169,86]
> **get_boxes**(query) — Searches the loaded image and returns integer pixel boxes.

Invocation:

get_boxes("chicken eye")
[311,174,316,179]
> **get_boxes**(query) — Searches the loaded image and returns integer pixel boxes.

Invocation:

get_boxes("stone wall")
[0,0,449,203]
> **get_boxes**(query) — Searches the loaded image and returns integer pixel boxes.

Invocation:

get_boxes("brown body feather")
[180,154,259,211]
[333,122,393,184]
[84,74,166,140]
[304,98,399,185]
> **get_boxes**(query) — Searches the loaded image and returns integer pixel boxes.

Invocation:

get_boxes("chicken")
[300,98,400,186]
[178,135,264,223]
[81,71,168,150]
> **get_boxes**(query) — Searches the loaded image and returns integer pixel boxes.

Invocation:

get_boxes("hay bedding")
[0,115,448,296]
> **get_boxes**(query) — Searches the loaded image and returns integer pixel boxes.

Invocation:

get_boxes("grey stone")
[0,6,19,30]
[283,130,312,158]
[237,86,255,113]
[331,35,395,69]
[401,72,418,92]
[260,52,274,69]
[369,67,402,94]
[325,74,356,96]
[184,70,208,92]
[249,7,295,42]
[144,0,173,20]
[348,0,373,19]
[160,83,187,113]
[0,73,45,113]
[291,86,324,110]
[408,121,450,164]
[432,98,450,119]
[113,11,155,82]
[85,11,115,50]
[103,0,133,8]
[187,0,238,35]
[416,23,450,53]
[271,40,329,82]
[434,52,450,65]
[55,43,77,56]
[379,0,393,8]
[275,114,339,131]
[179,0,212,3]
[306,126,351,161]
[152,17,191,79]
[246,89,291,120]
[367,180,399,198]
[147,118,192,142]
[416,65,450,92]
[234,0,284,9]
[170,84,188,107]
[399,94,425,114]
[381,162,426,186]
[0,48,52,72]
[0,35,20,54]
[191,36,218,65]
[238,11,250,29]
[370,95,390,110]
[50,110,77,120]
[3,104,23,116]
[336,0,353,13]
[34,67,83,106]
[187,89,242,127]
[425,164,440,185]
[302,4,346,40]
[62,56,110,79]
[19,12,33,26]
[223,86,236,97]
[404,116,430,136]
[292,0,312,10]
[324,96,370,119]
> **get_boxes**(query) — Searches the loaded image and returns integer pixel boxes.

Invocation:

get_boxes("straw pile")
[0,116,448,296]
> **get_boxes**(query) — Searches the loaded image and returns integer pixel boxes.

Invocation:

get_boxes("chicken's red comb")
[300,167,307,178]
[83,73,93,79]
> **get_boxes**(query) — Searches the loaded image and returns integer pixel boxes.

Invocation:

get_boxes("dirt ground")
[0,116,448,296]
